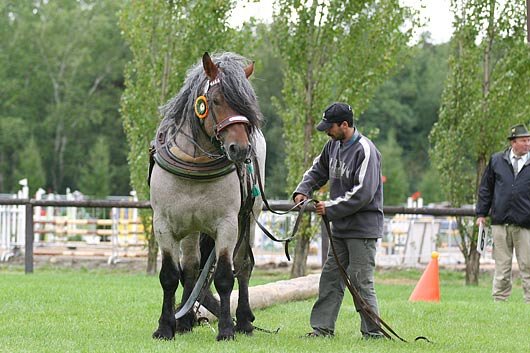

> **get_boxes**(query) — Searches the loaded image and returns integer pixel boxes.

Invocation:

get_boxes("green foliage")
[418,164,447,204]
[0,117,29,192]
[271,0,417,276]
[250,23,288,199]
[361,40,450,192]
[13,137,45,196]
[0,0,131,194]
[379,130,408,205]
[119,0,245,201]
[430,0,530,283]
[431,0,530,208]
[78,137,111,198]
[272,0,416,196]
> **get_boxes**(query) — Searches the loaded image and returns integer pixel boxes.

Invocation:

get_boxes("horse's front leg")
[213,224,237,341]
[153,247,180,340]
[234,241,255,335]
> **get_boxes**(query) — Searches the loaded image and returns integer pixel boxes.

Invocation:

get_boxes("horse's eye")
[212,98,221,105]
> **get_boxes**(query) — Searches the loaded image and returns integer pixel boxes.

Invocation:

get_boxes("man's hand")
[476,216,486,227]
[315,201,326,215]
[293,193,308,205]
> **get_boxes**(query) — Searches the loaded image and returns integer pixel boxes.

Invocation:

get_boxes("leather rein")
[320,210,430,343]
[249,154,431,342]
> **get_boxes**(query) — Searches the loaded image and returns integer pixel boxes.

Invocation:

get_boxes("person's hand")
[315,200,326,215]
[293,193,308,206]
[476,216,486,227]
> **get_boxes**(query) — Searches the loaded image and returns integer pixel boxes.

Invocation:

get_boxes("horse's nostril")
[228,143,237,154]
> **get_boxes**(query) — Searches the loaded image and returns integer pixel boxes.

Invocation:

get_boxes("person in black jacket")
[476,124,530,303]
[293,102,384,338]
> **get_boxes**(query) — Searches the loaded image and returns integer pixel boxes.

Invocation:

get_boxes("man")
[293,102,384,338]
[476,124,530,303]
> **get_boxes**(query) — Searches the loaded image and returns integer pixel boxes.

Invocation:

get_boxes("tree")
[250,23,288,199]
[361,38,450,193]
[78,137,111,199]
[379,130,408,205]
[0,0,131,195]
[0,117,29,192]
[418,164,446,204]
[430,0,530,285]
[13,137,45,196]
[272,0,416,277]
[119,0,249,273]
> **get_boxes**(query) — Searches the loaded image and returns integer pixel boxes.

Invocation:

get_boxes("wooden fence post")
[25,203,33,274]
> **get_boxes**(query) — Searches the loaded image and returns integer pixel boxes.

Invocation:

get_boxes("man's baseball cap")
[316,102,354,131]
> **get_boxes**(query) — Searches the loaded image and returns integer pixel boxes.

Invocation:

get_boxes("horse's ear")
[202,52,218,80]
[244,61,254,79]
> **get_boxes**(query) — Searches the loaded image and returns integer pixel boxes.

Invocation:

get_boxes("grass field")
[0,266,528,353]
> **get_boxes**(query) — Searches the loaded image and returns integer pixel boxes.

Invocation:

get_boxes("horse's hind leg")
[214,247,236,341]
[175,234,200,333]
[234,242,255,335]
[153,249,180,340]
[198,233,220,318]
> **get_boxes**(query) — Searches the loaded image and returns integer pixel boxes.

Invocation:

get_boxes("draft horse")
[149,52,266,341]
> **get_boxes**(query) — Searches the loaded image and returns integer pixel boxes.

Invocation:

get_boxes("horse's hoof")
[175,313,196,333]
[235,323,254,335]
[216,331,235,341]
[152,329,175,340]
[175,325,193,334]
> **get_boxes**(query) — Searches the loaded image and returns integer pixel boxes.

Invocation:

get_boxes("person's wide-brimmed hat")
[507,124,530,140]
[316,102,354,131]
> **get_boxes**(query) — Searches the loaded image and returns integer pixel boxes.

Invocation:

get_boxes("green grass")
[0,268,528,353]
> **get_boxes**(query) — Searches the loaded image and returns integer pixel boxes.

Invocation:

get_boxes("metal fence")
[0,197,477,274]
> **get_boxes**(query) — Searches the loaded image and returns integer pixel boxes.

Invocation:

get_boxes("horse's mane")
[159,52,263,138]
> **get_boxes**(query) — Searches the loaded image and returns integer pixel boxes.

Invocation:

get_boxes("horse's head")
[197,52,255,163]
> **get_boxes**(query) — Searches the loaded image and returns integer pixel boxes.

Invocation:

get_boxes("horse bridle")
[195,76,252,146]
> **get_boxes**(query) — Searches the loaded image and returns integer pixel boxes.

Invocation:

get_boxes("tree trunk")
[290,235,310,278]
[141,213,158,275]
[146,232,158,275]
[465,247,481,285]
[457,217,481,286]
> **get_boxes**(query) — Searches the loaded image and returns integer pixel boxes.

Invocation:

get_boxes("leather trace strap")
[320,207,431,343]
[251,154,314,261]
[251,199,311,261]
[174,249,216,320]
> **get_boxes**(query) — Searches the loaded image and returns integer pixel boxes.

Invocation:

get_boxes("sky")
[229,0,454,44]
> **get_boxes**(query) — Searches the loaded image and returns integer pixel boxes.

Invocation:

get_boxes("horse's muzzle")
[226,143,251,163]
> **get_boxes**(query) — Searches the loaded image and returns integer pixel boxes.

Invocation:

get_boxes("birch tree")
[431,0,530,284]
[272,0,416,277]
[119,0,247,273]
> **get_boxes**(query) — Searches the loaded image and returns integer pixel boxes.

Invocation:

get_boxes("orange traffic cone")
[409,251,440,302]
